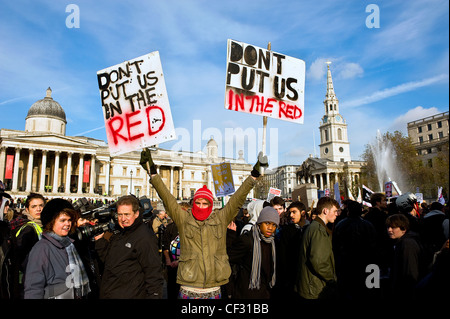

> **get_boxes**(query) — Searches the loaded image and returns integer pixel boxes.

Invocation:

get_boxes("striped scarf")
[249,225,276,290]
[49,232,90,298]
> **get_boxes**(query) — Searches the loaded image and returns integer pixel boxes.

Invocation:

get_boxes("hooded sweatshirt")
[240,200,265,234]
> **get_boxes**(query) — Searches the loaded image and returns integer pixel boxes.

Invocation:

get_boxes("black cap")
[41,198,74,227]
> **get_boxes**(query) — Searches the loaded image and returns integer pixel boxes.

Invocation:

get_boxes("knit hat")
[41,198,74,228]
[193,185,214,205]
[256,206,280,226]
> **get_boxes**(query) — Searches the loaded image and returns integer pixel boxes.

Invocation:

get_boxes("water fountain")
[369,130,404,194]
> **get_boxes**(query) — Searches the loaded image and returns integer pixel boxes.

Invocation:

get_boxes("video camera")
[73,196,153,241]
[73,198,117,241]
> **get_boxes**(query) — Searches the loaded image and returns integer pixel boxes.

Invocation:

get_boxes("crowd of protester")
[0,151,448,301]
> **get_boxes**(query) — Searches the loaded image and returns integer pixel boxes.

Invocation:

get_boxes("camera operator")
[94,195,163,299]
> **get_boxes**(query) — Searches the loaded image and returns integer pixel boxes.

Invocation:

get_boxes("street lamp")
[130,169,133,195]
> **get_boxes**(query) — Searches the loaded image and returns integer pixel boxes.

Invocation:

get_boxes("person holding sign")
[140,148,267,299]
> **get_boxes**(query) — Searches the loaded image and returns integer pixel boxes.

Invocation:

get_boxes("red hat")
[193,185,214,205]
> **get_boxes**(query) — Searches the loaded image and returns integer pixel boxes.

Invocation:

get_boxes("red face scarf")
[192,185,214,221]
[192,202,213,221]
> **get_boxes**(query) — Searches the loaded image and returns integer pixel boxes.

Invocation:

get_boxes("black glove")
[140,148,157,175]
[251,151,269,177]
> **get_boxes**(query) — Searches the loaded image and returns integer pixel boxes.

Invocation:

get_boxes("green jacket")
[297,217,337,299]
[150,174,255,288]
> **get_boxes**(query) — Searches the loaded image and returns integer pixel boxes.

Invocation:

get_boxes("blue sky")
[0,0,448,168]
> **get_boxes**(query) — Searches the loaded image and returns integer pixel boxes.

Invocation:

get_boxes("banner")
[225,39,305,124]
[5,155,14,179]
[97,51,176,156]
[83,160,90,183]
[362,185,374,207]
[211,162,235,197]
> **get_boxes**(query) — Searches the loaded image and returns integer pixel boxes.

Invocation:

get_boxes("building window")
[418,126,422,133]
[438,131,444,139]
[191,172,195,179]
[123,167,127,175]
[325,130,329,142]
[437,121,442,128]
[339,147,344,152]
[427,148,432,154]
[427,124,432,131]
[338,128,342,140]
[419,136,423,144]
[428,134,433,141]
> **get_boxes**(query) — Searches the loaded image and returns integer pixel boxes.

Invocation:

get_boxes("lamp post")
[130,169,133,195]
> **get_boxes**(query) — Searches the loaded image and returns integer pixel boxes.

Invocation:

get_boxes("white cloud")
[307,58,328,81]
[307,58,364,82]
[388,106,442,134]
[343,74,449,108]
[338,62,363,79]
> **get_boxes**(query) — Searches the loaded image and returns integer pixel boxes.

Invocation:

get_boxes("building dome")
[206,136,218,160]
[26,87,66,122]
[25,87,67,135]
[206,136,218,148]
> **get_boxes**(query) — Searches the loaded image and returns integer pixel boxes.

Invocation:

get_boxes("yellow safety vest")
[16,221,43,240]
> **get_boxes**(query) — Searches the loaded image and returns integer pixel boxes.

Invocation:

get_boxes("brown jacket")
[150,174,255,288]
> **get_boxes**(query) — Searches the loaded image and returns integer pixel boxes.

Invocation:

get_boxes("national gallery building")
[0,88,253,201]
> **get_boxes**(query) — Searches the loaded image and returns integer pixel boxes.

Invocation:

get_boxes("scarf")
[49,232,90,298]
[249,225,276,290]
[23,209,43,228]
[191,203,213,221]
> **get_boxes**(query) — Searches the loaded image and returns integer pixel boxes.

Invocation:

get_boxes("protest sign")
[97,51,176,156]
[267,187,282,202]
[362,185,374,207]
[225,39,305,124]
[385,181,393,198]
[211,162,235,197]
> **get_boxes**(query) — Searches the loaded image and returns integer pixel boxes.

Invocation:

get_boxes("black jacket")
[390,230,425,297]
[95,218,163,299]
[228,230,274,299]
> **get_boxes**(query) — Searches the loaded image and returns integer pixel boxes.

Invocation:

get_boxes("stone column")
[89,154,96,194]
[105,160,110,196]
[170,166,174,194]
[53,151,60,192]
[25,149,34,192]
[179,167,183,199]
[39,150,48,192]
[65,152,72,193]
[0,147,6,181]
[12,148,21,192]
[78,154,84,194]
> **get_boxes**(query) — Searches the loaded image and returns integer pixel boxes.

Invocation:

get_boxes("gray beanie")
[256,206,280,226]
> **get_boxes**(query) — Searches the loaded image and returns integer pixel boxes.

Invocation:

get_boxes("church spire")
[323,62,339,115]
[325,62,336,99]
